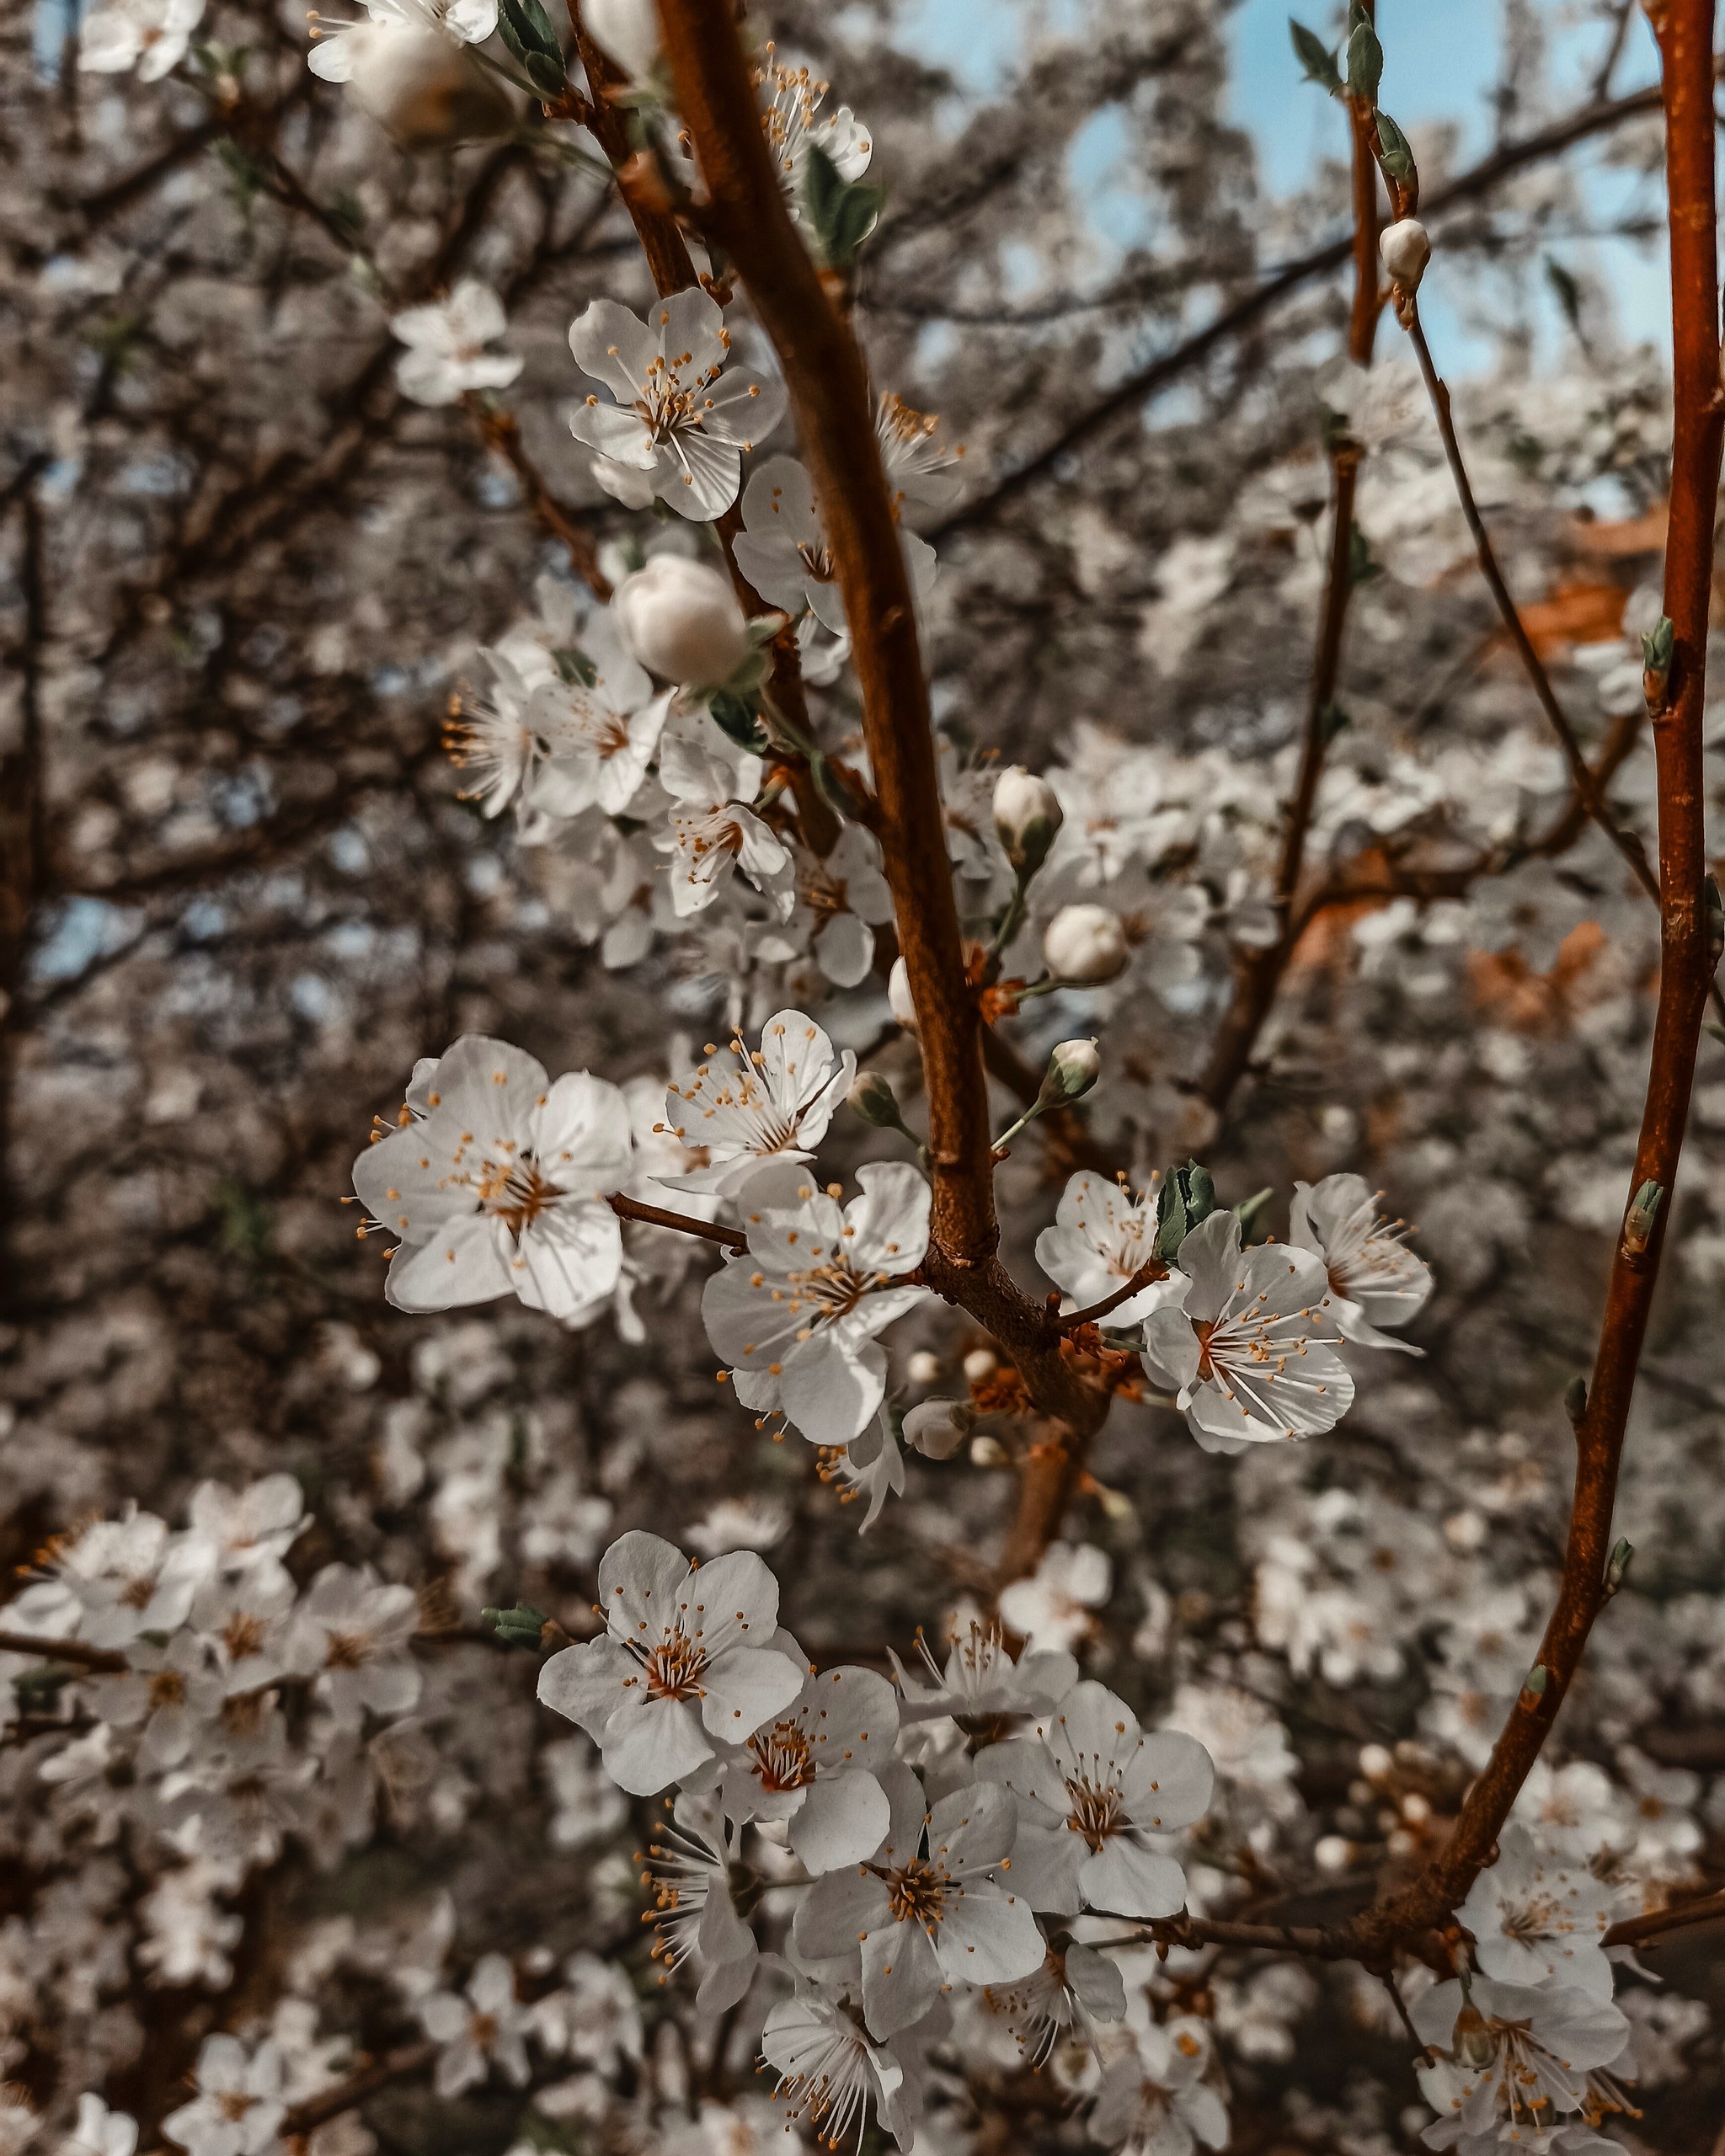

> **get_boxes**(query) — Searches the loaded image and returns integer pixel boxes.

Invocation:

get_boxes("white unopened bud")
[905,1350,942,1387]
[1357,1742,1394,1782]
[992,765,1063,874]
[961,1348,997,1385]
[1378,217,1430,292]
[1039,1038,1101,1107]
[345,24,515,152]
[612,557,753,688]
[583,0,661,81]
[1043,902,1128,985]
[902,1398,975,1460]
[887,956,918,1031]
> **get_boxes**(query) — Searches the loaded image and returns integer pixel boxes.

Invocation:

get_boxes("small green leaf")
[483,1602,550,1652]
[804,143,884,271]
[497,0,567,97]
[1345,17,1383,102]
[1320,698,1352,743]
[708,689,769,754]
[553,645,598,686]
[1544,255,1582,332]
[1289,18,1342,93]
[1347,523,1381,589]
[1374,110,1415,183]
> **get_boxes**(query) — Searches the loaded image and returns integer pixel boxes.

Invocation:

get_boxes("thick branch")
[0,1630,129,1673]
[1339,0,1725,1958]
[657,0,998,1268]
[1601,1885,1725,1950]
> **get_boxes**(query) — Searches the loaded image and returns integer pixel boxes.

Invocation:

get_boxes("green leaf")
[498,0,568,97]
[1154,1160,1219,1262]
[1374,110,1414,183]
[553,645,598,687]
[1288,18,1341,93]
[1544,255,1582,331]
[804,142,885,270]
[1347,522,1381,588]
[1320,697,1352,743]
[1345,17,1383,102]
[708,690,769,754]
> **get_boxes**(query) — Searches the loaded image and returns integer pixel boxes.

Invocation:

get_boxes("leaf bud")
[1562,1374,1588,1427]
[483,1601,550,1652]
[1641,613,1674,715]
[1605,1537,1634,1594]
[1621,1177,1664,1258]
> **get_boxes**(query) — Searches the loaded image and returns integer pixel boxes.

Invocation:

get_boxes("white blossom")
[418,1953,531,2096]
[1141,1210,1354,1452]
[717,1653,899,1872]
[659,1008,855,1197]
[998,1541,1112,1655]
[390,281,521,408]
[793,1761,1044,2036]
[536,1531,803,1796]
[1413,1977,1632,2151]
[611,556,756,690]
[1090,2016,1230,2156]
[568,291,785,520]
[62,2097,138,2156]
[1036,1171,1178,1327]
[526,610,670,820]
[351,1035,632,1318]
[162,2035,286,2156]
[1455,1827,1616,1999]
[79,0,205,81]
[658,723,791,918]
[1290,1172,1433,1352]
[977,1679,1213,1919]
[288,1564,421,1728]
[702,1161,932,1445]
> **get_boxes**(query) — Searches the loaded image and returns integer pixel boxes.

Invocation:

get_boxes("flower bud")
[1039,1038,1101,1107]
[848,1070,904,1129]
[905,1349,942,1387]
[583,0,661,81]
[1043,902,1128,985]
[887,956,918,1031]
[902,1397,975,1461]
[961,1348,997,1384]
[992,765,1063,876]
[1452,2003,1496,2069]
[346,24,515,152]
[1378,217,1430,293]
[612,557,754,688]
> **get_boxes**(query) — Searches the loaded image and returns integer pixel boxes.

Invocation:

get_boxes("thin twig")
[0,1630,128,1673]
[607,1195,746,1251]
[1056,1264,1167,1332]
[1601,1884,1725,1950]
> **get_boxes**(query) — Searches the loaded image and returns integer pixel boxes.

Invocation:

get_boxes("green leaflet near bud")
[1289,18,1342,93]
[1641,615,1675,674]
[1605,1537,1634,1594]
[804,144,886,272]
[1345,17,1383,102]
[1155,1160,1219,1262]
[1621,1177,1664,1257]
[1521,1662,1548,1699]
[1562,1373,1588,1427]
[483,1601,550,1651]
[497,0,569,97]
[1374,111,1415,184]
[708,690,770,755]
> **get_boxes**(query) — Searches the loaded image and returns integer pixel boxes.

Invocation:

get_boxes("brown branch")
[1404,305,1663,907]
[463,397,611,597]
[1336,0,1725,1961]
[280,2041,440,2137]
[658,0,998,1271]
[0,1630,129,1673]
[1055,1263,1167,1332]
[1601,1884,1725,1950]
[1202,56,1381,1114]
[607,1194,746,1251]
[932,82,1666,540]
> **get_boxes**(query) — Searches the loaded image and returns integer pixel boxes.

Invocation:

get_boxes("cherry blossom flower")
[288,1564,422,1728]
[1509,1758,1634,1865]
[417,1953,531,2097]
[876,392,967,513]
[969,1941,1125,2067]
[525,611,671,820]
[188,1476,306,1574]
[308,0,496,80]
[443,646,542,819]
[390,281,521,408]
[1090,2016,1230,2156]
[977,1680,1213,1919]
[759,1990,922,2153]
[162,2035,286,2156]
[997,1540,1112,1655]
[194,1564,297,1695]
[791,824,895,988]
[759,46,873,207]
[658,723,791,918]
[717,1653,899,1872]
[820,1406,907,1530]
[702,1161,932,1445]
[536,1532,803,1796]
[659,1009,855,1197]
[1412,1977,1632,2151]
[890,1615,1078,1725]
[1455,1827,1616,2000]
[793,1762,1044,2037]
[48,1508,215,1650]
[79,0,205,82]
[634,1790,759,2015]
[732,456,935,634]
[351,1035,632,1318]
[307,3,511,151]
[567,291,784,520]
[1035,1171,1179,1328]
[1140,1210,1354,1453]
[1290,1172,1433,1353]
[63,2096,138,2156]
[88,1632,225,1772]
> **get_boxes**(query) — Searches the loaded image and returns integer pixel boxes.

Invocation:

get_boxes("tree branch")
[1337,0,1725,1959]
[0,1630,129,1673]
[607,1194,746,1251]
[657,0,998,1270]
